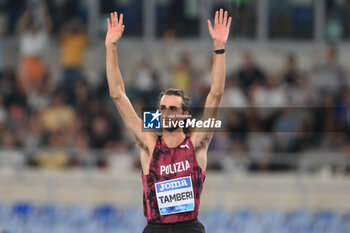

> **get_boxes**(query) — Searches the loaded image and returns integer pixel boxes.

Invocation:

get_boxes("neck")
[162,128,186,148]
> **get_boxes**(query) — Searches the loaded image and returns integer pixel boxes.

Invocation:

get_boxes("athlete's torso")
[141,133,206,223]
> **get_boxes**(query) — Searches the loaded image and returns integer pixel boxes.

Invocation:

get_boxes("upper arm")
[191,91,222,152]
[112,93,157,154]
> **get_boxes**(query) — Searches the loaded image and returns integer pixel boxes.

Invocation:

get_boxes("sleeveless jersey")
[141,133,206,223]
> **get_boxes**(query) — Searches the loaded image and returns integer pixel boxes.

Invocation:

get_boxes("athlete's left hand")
[207,9,232,50]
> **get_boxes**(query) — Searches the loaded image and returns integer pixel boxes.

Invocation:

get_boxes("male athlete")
[105,9,232,233]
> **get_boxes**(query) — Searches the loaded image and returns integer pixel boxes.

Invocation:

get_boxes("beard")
[163,126,179,132]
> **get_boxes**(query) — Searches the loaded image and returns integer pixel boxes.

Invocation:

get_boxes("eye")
[160,106,166,110]
[170,106,178,111]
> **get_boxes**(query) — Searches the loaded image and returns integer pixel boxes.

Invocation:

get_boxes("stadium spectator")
[34,132,69,169]
[273,108,304,152]
[41,91,76,133]
[0,130,25,169]
[70,133,95,168]
[88,116,113,149]
[220,78,247,108]
[172,53,193,94]
[252,74,288,131]
[287,74,312,106]
[253,74,287,108]
[58,17,89,97]
[27,82,51,112]
[194,57,212,106]
[311,46,347,103]
[73,80,91,112]
[131,57,160,107]
[16,6,51,93]
[236,51,266,96]
[5,103,27,133]
[210,132,234,152]
[21,113,44,148]
[283,53,300,86]
[246,122,273,171]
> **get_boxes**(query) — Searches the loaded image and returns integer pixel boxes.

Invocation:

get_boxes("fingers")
[114,12,118,25]
[227,16,232,28]
[119,13,123,26]
[110,13,114,27]
[219,9,223,24]
[215,9,229,26]
[109,12,124,28]
[107,18,111,29]
[111,12,118,27]
[223,10,228,26]
[207,19,213,36]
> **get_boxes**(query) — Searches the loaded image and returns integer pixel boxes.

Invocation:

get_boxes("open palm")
[207,9,232,49]
[105,12,125,46]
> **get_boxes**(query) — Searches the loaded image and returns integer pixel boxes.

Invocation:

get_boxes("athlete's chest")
[151,143,198,216]
[152,144,196,177]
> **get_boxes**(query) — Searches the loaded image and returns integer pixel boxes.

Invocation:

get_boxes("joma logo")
[159,179,189,192]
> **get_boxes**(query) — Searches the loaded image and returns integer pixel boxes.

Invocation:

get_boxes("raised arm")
[191,9,232,151]
[105,12,156,154]
[206,9,231,99]
[106,12,126,95]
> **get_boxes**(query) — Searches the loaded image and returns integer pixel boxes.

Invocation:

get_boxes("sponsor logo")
[180,141,189,149]
[157,176,191,192]
[143,110,221,130]
[143,110,161,129]
[163,117,222,129]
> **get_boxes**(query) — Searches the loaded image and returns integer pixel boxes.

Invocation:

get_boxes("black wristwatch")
[214,49,225,54]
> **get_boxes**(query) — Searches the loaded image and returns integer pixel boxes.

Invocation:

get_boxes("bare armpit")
[194,134,211,153]
[135,136,149,154]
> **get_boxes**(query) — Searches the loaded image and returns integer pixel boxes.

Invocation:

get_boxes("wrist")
[105,43,116,49]
[213,41,225,50]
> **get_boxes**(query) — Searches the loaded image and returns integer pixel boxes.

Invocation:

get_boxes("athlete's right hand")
[105,12,125,47]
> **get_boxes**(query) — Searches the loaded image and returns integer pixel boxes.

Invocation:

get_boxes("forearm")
[210,43,226,96]
[106,45,126,99]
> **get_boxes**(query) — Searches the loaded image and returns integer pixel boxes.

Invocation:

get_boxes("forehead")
[160,95,183,107]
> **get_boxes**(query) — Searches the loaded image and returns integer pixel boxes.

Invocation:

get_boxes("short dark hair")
[157,88,192,112]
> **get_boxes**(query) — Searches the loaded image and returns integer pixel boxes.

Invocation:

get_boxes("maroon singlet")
[141,133,206,223]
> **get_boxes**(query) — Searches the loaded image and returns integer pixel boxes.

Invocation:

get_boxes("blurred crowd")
[0,2,350,172]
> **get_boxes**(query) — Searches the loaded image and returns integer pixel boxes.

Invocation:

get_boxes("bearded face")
[159,95,188,132]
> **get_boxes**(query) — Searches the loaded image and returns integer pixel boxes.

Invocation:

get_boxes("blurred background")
[0,0,350,232]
